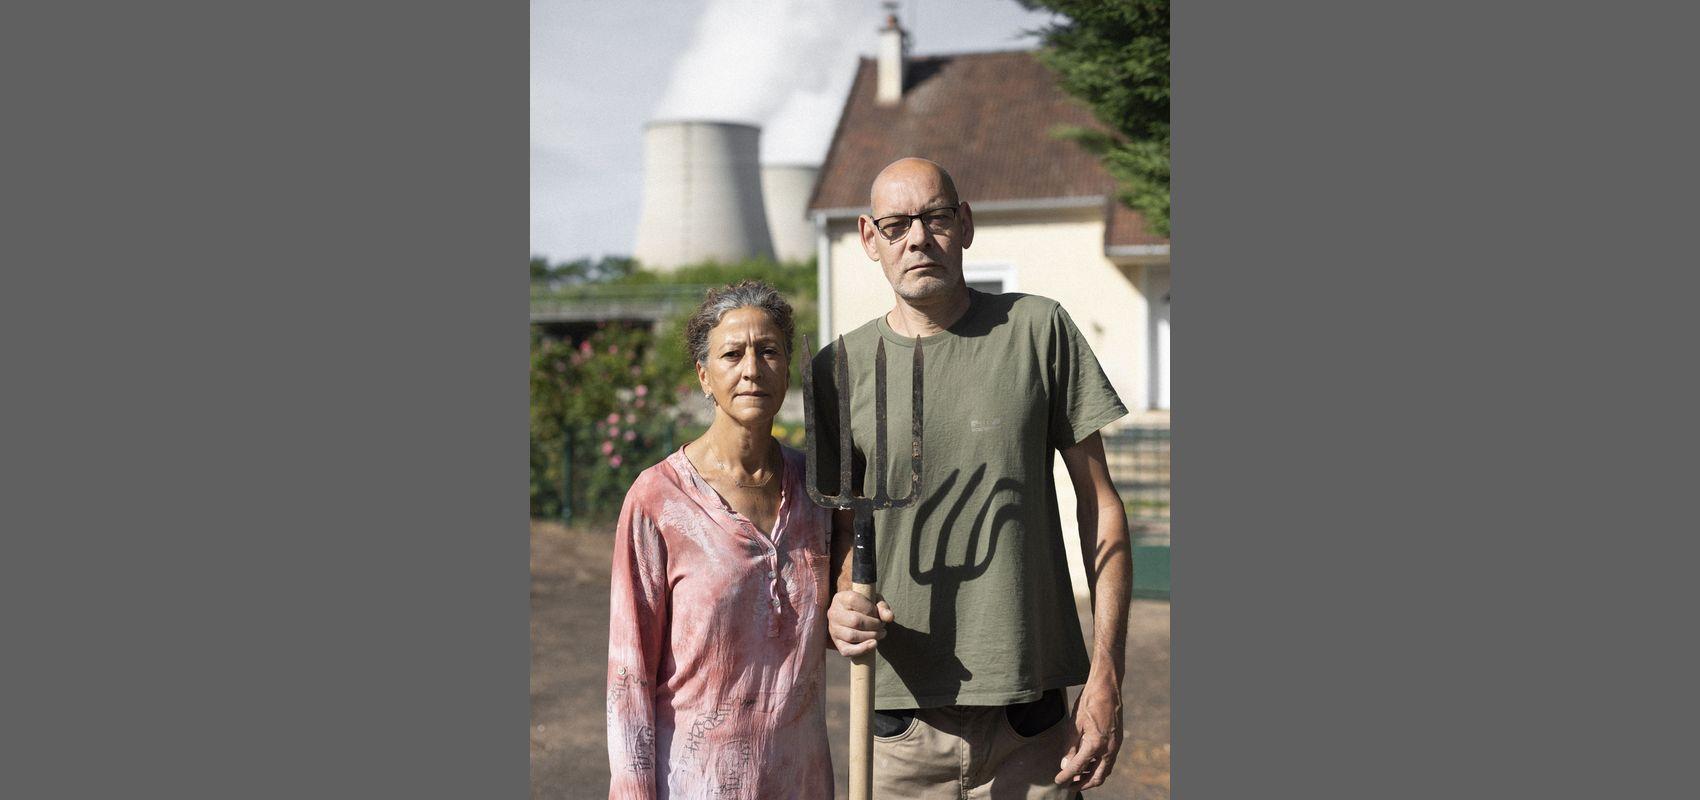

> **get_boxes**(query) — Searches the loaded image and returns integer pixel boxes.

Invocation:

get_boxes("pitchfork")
[800,334,923,800]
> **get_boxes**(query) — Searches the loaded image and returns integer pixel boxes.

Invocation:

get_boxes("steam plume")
[651,0,877,165]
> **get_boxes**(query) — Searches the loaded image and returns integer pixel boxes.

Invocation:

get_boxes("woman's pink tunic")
[606,445,833,799]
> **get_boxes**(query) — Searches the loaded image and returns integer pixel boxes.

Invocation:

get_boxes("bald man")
[813,158,1134,797]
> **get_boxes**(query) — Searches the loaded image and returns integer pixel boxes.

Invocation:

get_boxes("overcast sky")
[530,0,1063,263]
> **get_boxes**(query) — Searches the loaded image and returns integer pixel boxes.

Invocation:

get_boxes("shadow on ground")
[531,520,1169,799]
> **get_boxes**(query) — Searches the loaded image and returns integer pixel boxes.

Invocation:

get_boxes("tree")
[1022,0,1170,237]
[528,254,639,285]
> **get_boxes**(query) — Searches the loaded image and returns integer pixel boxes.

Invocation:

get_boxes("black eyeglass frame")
[869,204,962,242]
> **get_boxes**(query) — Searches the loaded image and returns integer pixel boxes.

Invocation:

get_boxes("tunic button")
[767,571,776,580]
[617,666,626,676]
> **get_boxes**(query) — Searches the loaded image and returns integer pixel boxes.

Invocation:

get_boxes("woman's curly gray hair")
[682,280,796,366]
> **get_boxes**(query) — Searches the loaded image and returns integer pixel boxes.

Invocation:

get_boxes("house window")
[964,263,1017,295]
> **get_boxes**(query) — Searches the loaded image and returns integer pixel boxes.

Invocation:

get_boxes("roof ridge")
[905,47,1042,59]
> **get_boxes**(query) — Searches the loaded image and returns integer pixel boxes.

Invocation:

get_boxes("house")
[806,16,1171,599]
[807,16,1170,420]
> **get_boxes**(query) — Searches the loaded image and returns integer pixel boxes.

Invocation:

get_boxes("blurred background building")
[809,16,1170,415]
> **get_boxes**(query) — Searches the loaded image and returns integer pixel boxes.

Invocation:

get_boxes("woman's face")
[697,306,790,426]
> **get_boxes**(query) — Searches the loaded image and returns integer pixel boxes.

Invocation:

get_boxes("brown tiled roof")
[809,50,1166,247]
[1106,199,1168,247]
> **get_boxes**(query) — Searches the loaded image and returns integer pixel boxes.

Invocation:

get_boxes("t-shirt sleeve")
[606,481,668,799]
[1047,303,1129,450]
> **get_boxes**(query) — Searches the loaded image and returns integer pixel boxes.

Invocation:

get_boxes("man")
[813,157,1133,796]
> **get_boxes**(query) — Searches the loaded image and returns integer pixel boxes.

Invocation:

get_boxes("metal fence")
[1102,425,1171,527]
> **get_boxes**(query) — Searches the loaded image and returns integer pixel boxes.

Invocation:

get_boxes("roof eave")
[1106,244,1171,265]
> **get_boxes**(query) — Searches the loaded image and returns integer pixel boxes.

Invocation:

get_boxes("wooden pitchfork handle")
[848,511,878,800]
[848,583,876,800]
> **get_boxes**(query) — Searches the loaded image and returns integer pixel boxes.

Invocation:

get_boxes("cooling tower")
[634,120,775,270]
[759,164,820,265]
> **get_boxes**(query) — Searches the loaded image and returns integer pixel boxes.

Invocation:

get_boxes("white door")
[1148,267,1170,410]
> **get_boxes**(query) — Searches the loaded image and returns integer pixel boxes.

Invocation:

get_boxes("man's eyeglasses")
[870,205,960,242]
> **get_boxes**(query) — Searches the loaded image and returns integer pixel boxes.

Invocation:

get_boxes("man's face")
[859,167,974,303]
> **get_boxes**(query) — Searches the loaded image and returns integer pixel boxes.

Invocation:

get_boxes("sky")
[530,0,1063,263]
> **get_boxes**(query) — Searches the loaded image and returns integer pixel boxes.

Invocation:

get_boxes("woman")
[606,281,832,799]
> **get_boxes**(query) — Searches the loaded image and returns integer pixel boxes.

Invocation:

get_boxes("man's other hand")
[1054,676,1124,790]
[826,590,893,658]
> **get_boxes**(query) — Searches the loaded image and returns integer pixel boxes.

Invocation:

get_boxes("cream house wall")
[961,206,1148,412]
[822,217,892,343]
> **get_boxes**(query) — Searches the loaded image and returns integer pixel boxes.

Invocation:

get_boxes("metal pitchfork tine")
[800,334,922,800]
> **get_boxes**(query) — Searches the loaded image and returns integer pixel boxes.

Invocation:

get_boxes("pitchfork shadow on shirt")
[880,463,1027,701]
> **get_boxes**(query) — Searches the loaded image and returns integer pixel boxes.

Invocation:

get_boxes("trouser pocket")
[872,708,918,739]
[1004,688,1067,738]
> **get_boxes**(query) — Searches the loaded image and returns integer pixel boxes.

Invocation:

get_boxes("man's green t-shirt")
[811,290,1127,708]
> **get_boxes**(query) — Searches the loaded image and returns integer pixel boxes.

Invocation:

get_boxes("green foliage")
[530,254,640,285]
[1022,0,1170,237]
[531,254,815,295]
[529,324,683,519]
[614,257,817,297]
[770,419,807,449]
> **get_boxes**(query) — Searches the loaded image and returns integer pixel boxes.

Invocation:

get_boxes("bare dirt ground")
[531,520,1170,799]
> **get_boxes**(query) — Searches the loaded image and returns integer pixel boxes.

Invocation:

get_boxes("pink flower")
[578,341,592,354]
[623,413,635,425]
[606,413,619,425]
[609,454,623,468]
[609,426,621,438]
[600,441,614,455]
[635,385,649,398]
[634,397,646,409]
[607,344,618,355]
[623,430,636,442]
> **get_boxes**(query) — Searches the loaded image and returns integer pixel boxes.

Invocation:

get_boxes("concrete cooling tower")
[759,164,820,265]
[634,121,775,270]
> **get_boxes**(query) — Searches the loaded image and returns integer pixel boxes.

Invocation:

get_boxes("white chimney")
[877,4,907,105]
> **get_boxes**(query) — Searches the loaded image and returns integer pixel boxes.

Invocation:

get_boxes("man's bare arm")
[1054,431,1132,790]
[1063,432,1133,667]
